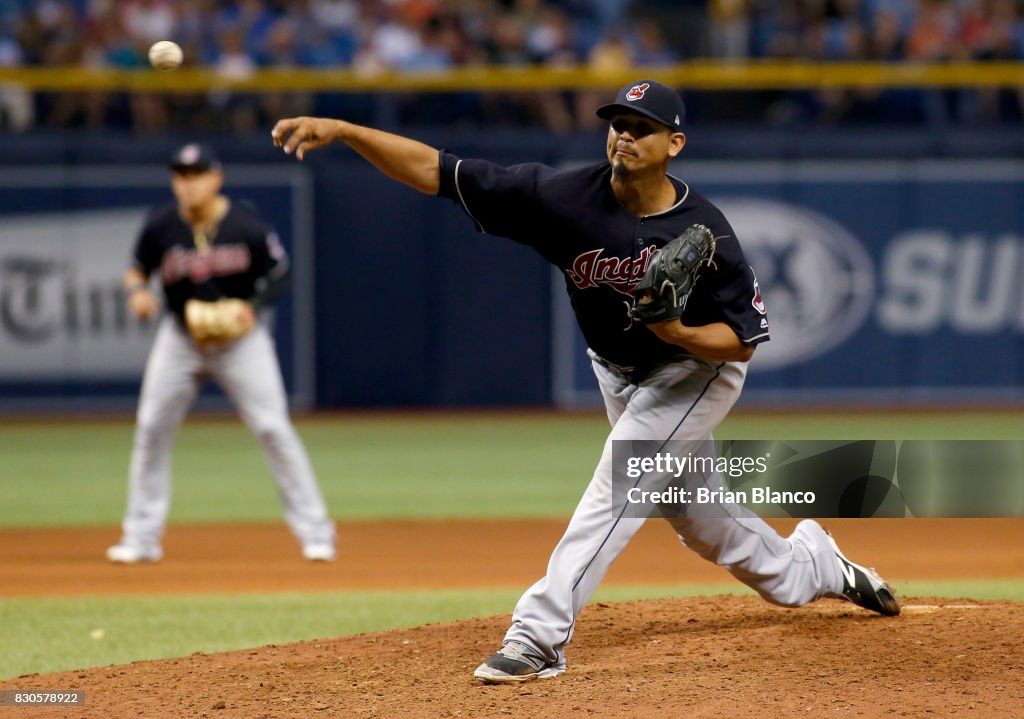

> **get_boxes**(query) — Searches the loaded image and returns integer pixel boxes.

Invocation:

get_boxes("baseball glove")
[629,224,717,325]
[184,298,253,345]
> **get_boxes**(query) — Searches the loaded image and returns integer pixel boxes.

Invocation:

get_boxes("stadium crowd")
[0,0,1021,131]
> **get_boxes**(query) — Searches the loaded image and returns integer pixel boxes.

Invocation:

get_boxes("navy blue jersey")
[132,201,288,323]
[438,152,769,372]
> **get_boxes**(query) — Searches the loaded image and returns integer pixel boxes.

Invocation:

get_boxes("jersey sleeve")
[247,217,291,308]
[437,150,553,240]
[713,259,769,346]
[252,226,288,275]
[131,214,162,276]
[699,231,770,346]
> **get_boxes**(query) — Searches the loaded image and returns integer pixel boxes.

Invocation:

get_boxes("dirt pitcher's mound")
[4,596,1024,718]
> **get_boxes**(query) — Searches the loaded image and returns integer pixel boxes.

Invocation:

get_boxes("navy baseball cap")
[170,142,221,172]
[596,80,685,130]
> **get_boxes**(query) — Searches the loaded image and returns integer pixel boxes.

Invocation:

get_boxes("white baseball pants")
[503,352,843,669]
[118,317,334,550]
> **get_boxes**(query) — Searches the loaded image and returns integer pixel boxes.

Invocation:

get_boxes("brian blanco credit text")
[626,485,817,506]
[624,451,817,506]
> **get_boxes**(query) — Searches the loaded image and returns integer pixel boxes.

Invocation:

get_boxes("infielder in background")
[106,142,336,564]
[270,79,899,682]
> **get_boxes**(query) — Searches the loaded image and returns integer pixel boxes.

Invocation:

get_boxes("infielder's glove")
[184,298,253,345]
[629,224,718,325]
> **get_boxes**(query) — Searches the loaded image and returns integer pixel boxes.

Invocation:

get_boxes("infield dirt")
[1,519,1023,718]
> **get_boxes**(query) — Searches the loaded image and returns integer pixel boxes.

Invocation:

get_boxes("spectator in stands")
[631,18,678,65]
[0,14,33,130]
[906,0,961,60]
[958,0,1023,121]
[121,0,175,47]
[309,0,359,63]
[906,0,968,124]
[2,0,1023,130]
[211,24,259,131]
[176,0,222,65]
[709,0,751,60]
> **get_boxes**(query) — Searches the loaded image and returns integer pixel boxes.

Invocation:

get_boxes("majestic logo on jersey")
[625,83,650,102]
[751,276,766,315]
[160,245,252,285]
[566,245,657,296]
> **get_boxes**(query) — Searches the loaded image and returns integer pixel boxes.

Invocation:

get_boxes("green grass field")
[4,580,1024,680]
[3,411,1022,527]
[1,412,1022,679]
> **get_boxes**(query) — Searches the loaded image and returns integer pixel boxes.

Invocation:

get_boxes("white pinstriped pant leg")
[121,318,202,547]
[502,354,842,668]
[211,324,334,548]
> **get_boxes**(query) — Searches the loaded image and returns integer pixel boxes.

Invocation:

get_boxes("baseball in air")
[148,41,183,71]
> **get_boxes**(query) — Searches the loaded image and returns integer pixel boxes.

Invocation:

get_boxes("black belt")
[592,354,645,382]
[592,354,635,374]
[592,352,694,384]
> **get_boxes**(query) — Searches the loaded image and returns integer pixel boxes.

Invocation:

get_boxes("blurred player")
[106,142,336,564]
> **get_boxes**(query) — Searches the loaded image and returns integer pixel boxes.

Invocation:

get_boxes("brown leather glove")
[184,298,254,346]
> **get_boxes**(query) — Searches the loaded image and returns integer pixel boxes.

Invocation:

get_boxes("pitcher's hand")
[271,117,342,161]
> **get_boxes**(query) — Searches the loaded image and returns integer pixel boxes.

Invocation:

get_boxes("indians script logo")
[566,245,657,295]
[626,83,650,102]
[713,198,874,371]
[160,245,252,285]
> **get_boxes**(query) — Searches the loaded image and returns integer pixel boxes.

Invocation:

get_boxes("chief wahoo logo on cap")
[626,83,650,101]
[179,144,201,164]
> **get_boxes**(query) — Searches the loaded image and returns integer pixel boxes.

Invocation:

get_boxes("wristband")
[126,282,147,295]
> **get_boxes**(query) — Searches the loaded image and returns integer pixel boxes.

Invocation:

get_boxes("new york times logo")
[625,452,769,479]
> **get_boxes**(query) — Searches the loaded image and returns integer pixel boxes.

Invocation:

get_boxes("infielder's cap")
[170,142,221,172]
[596,80,685,130]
